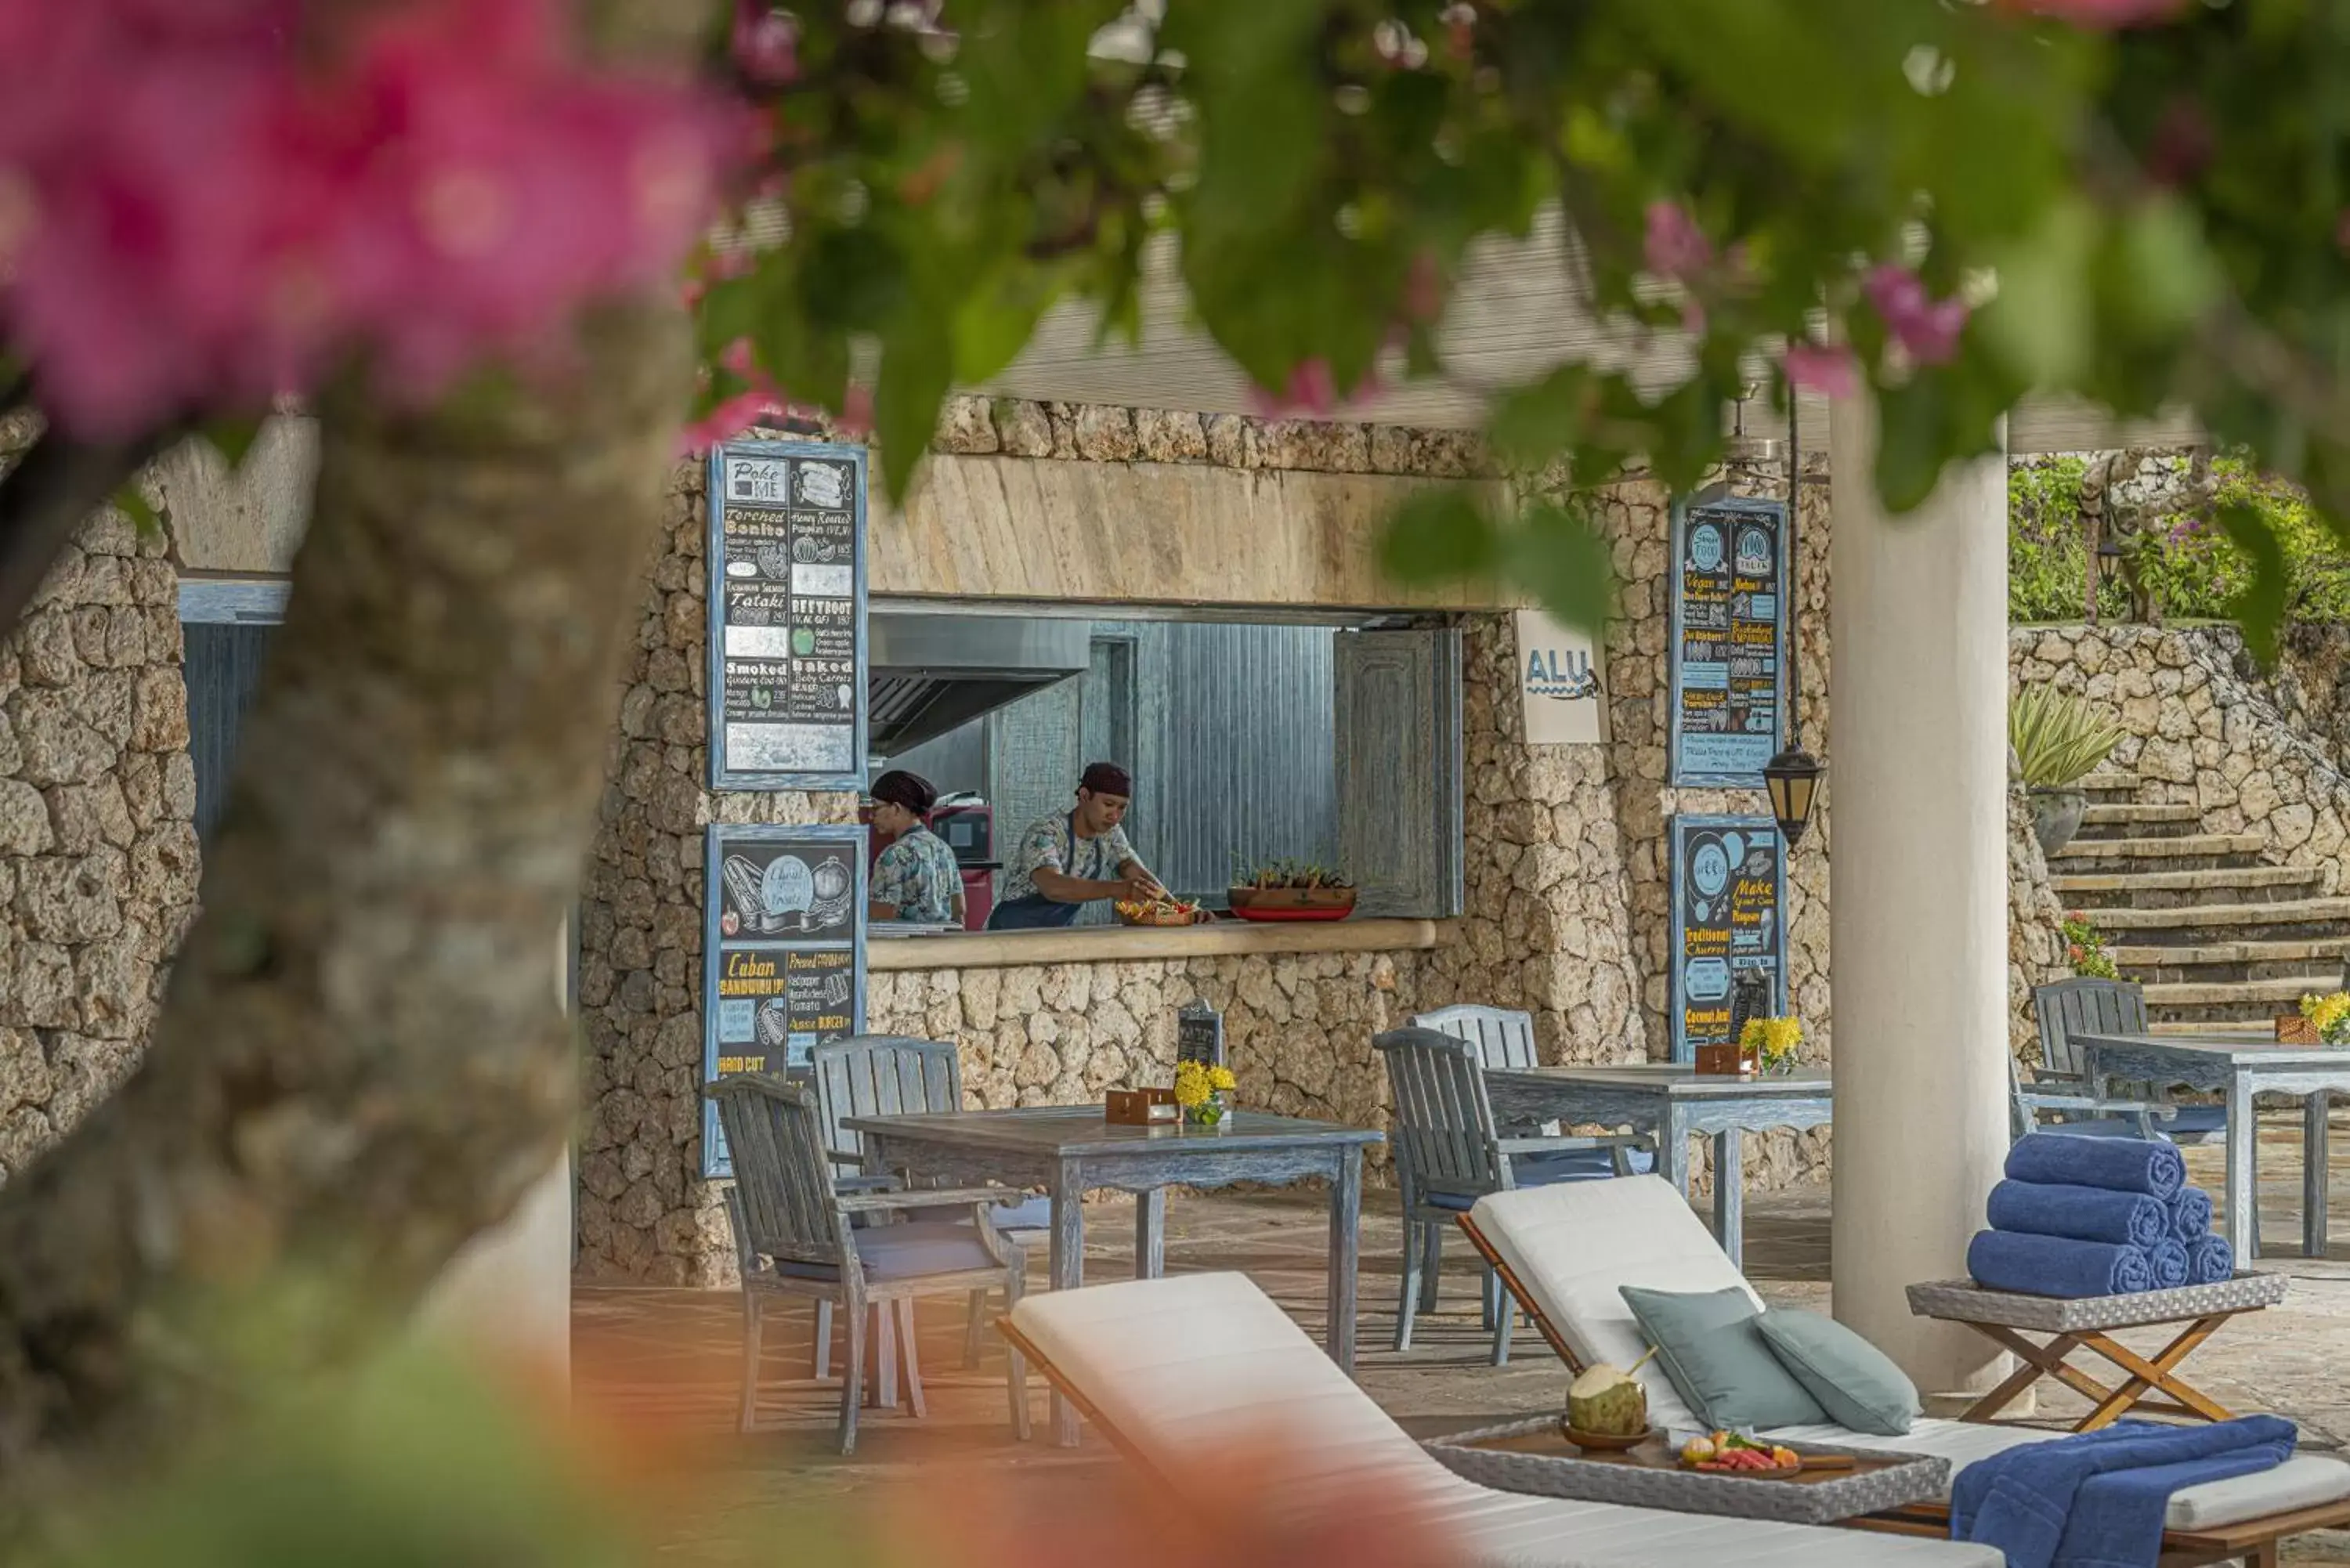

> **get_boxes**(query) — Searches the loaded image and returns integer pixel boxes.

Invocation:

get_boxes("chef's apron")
[986,811,1090,930]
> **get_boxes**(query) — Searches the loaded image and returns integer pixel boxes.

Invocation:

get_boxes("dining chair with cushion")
[2018,979,2228,1147]
[706,1073,1030,1453]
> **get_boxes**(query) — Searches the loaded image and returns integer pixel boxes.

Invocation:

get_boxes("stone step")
[2081,772,2142,803]
[2087,896,2350,945]
[2076,802,2204,840]
[2048,833,2266,873]
[2117,936,2350,985]
[2052,864,2325,911]
[2145,973,2341,1026]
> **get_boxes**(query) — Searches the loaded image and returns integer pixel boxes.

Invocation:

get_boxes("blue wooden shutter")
[1334,627,1463,918]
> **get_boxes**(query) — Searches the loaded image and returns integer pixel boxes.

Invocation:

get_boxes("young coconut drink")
[1564,1346,1661,1445]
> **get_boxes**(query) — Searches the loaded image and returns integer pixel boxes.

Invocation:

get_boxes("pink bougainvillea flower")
[732,0,799,86]
[1404,251,1444,323]
[1783,341,1859,400]
[1864,264,1969,365]
[0,0,728,436]
[1249,356,1339,419]
[1642,201,1712,280]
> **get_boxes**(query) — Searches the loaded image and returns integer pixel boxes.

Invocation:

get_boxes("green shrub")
[2007,454,2350,625]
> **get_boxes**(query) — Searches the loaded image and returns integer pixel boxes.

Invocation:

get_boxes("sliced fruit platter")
[1115,894,1214,927]
[1676,1432,1847,1476]
[1226,860,1357,922]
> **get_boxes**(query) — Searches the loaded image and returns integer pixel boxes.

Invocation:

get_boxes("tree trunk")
[0,294,692,1501]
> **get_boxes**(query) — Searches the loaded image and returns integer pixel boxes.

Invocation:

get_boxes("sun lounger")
[1457,1177,2350,1561]
[1004,1270,2001,1566]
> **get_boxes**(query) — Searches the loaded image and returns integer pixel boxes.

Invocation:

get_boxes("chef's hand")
[1119,872,1165,903]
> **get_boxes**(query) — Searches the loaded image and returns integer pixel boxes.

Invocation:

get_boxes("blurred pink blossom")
[1864,264,1969,364]
[0,0,728,435]
[1643,201,1712,279]
[1784,342,1858,399]
[732,1,799,86]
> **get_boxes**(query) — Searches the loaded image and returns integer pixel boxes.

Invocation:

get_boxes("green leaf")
[110,483,162,540]
[874,315,954,504]
[1487,367,1595,468]
[2218,497,2290,663]
[1379,486,1500,586]
[197,417,266,472]
[1504,503,1614,632]
[1873,377,1954,515]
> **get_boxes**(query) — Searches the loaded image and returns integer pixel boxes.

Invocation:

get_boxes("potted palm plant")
[2010,685,2125,857]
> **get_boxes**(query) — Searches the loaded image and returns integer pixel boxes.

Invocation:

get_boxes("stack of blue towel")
[1967,1134,2235,1299]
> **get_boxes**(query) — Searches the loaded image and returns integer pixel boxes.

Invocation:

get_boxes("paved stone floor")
[577,1122,2350,1562]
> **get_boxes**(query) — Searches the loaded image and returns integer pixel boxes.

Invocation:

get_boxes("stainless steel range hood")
[867,613,1090,757]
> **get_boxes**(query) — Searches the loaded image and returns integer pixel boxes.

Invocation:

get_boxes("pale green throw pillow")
[1755,1307,1920,1436]
[1618,1284,1828,1433]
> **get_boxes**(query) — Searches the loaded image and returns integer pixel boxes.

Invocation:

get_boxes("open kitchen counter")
[864,916,1448,970]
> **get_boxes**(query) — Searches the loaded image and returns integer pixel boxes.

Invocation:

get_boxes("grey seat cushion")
[769,1221,997,1281]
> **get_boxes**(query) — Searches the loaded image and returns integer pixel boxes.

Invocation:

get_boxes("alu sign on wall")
[700,823,867,1179]
[1667,494,1789,787]
[1667,813,1787,1064]
[1513,607,1608,746]
[706,440,869,792]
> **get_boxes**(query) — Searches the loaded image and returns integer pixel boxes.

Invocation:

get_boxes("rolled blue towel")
[1986,1178,2167,1248]
[2149,1238,2191,1290]
[2005,1132,2186,1199]
[2189,1233,2235,1285]
[1968,1229,2154,1298]
[2170,1186,2214,1241]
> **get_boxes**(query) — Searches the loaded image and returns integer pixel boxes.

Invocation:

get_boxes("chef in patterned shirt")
[866,770,965,926]
[987,761,1166,930]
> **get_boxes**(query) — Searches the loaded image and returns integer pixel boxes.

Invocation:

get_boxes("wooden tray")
[1424,1420,1947,1526]
[1227,904,1354,923]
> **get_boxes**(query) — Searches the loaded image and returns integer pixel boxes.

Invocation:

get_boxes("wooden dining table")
[842,1104,1383,1445]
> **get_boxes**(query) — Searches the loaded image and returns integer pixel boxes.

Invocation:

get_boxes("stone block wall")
[2012,623,2350,889]
[0,417,201,1182]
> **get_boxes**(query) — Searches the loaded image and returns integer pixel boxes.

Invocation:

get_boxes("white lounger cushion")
[1470,1180,2350,1533]
[1010,1271,1998,1566]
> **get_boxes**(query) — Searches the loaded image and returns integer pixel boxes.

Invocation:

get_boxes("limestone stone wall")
[2012,623,2350,890]
[2007,776,2070,1066]
[0,419,200,1181]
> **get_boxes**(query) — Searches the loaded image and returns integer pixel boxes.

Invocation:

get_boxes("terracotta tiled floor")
[577,1118,2350,1562]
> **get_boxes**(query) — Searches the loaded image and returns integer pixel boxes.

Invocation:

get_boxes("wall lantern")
[1763,746,1824,848]
[1763,388,1825,849]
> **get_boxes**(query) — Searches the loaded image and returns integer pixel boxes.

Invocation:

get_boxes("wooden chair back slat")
[812,1035,964,1172]
[1412,1004,1539,1070]
[2033,978,2148,1082]
[706,1075,843,1268]
[1376,1028,1504,1203]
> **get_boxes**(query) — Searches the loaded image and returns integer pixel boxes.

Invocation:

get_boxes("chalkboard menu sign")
[700,822,867,1178]
[1176,1001,1225,1069]
[1668,495,1789,787]
[706,441,868,792]
[1667,813,1787,1064]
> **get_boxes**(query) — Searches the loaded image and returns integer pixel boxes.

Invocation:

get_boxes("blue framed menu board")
[700,822,867,1179]
[705,440,868,792]
[1668,494,1789,787]
[1667,814,1786,1064]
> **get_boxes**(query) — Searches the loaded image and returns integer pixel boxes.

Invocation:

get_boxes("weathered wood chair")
[2019,978,2227,1146]
[811,1035,1048,1378]
[706,1073,1030,1453]
[1375,1026,1647,1365]
[1412,1003,1539,1070]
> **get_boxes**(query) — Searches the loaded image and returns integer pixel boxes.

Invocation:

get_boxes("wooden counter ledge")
[865,917,1447,971]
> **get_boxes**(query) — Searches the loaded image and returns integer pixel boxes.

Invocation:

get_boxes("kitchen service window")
[868,603,1465,933]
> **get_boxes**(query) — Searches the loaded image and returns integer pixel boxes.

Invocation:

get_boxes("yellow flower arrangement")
[1739,1016,1803,1074]
[1174,1060,1238,1122]
[2301,991,2350,1046]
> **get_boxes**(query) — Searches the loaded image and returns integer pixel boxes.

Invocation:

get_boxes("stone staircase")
[2049,774,2350,1032]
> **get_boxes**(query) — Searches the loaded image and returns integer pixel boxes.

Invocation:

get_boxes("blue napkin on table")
[1987,1179,2169,1249]
[2188,1233,2235,1285]
[2148,1238,2190,1291]
[2168,1187,2214,1242]
[2006,1133,2186,1200]
[1969,1230,2153,1299]
[1950,1416,2296,1568]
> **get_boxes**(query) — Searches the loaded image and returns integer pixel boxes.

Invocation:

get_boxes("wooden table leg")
[1329,1146,1365,1373]
[1713,1127,1746,1273]
[1954,1325,2101,1422]
[2229,1071,2260,1261]
[2075,1318,2236,1429]
[1047,1161,1085,1447]
[1660,1109,1691,1202]
[2306,1090,2331,1259]
[1134,1187,1166,1280]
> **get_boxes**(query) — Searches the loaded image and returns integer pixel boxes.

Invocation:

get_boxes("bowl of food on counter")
[1225,861,1357,922]
[1115,894,1215,927]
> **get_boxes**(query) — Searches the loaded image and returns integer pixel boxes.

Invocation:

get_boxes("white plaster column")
[1827,399,2011,1395]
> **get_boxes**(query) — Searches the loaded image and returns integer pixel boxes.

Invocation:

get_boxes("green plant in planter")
[2010,686,2125,789]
